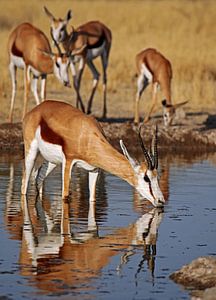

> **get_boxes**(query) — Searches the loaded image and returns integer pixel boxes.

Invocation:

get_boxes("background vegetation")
[0,0,216,122]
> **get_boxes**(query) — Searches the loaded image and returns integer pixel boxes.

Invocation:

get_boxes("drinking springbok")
[44,6,112,118]
[135,48,188,126]
[7,22,71,122]
[21,100,164,207]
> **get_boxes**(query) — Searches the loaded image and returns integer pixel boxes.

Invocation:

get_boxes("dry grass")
[0,0,216,122]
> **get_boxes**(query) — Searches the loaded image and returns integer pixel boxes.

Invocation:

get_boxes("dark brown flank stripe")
[12,43,23,57]
[40,118,64,146]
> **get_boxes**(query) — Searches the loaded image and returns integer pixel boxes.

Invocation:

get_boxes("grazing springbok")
[21,100,165,207]
[44,6,112,118]
[7,22,71,122]
[134,48,188,126]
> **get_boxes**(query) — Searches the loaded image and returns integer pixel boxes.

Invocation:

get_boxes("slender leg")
[31,75,40,105]
[21,139,38,195]
[87,196,97,232]
[86,60,100,115]
[23,65,31,119]
[134,75,148,124]
[62,158,73,199]
[70,59,85,112]
[101,52,108,118]
[88,170,99,202]
[144,82,158,123]
[8,62,17,123]
[35,161,57,194]
[40,74,47,101]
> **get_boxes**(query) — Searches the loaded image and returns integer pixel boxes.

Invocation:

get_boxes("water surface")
[0,153,216,300]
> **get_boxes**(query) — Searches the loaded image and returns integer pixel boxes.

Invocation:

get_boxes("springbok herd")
[7,6,188,207]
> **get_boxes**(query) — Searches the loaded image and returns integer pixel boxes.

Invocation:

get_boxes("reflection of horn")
[50,28,62,56]
[138,125,153,170]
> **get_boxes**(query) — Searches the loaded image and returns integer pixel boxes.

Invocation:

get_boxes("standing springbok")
[44,7,112,118]
[21,100,165,207]
[134,48,188,126]
[7,22,71,122]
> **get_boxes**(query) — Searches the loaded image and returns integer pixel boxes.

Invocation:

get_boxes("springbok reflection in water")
[4,162,168,294]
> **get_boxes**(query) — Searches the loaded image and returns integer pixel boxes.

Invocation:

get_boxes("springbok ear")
[120,140,138,169]
[65,10,72,21]
[44,6,56,21]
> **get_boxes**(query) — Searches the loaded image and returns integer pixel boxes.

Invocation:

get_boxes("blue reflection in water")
[0,155,215,300]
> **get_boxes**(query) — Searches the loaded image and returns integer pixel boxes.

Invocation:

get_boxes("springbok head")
[44,6,72,43]
[120,126,165,207]
[162,99,188,127]
[38,35,71,88]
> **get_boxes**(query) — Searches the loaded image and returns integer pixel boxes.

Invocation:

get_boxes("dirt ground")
[0,109,216,156]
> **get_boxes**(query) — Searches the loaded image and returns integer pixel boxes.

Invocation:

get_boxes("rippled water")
[0,153,216,300]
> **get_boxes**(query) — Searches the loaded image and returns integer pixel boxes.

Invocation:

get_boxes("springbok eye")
[144,174,150,183]
[60,27,64,32]
[55,61,60,68]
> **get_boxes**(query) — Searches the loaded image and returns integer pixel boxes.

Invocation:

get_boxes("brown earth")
[0,111,216,155]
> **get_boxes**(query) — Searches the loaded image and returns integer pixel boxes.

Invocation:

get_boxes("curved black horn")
[138,126,153,170]
[50,28,62,56]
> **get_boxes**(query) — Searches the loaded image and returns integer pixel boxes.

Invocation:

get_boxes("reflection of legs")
[88,170,99,202]
[62,159,73,199]
[134,75,148,123]
[8,62,17,123]
[86,60,100,115]
[144,82,158,123]
[35,161,57,194]
[21,140,38,195]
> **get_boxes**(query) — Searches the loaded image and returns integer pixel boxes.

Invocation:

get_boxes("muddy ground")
[0,111,216,155]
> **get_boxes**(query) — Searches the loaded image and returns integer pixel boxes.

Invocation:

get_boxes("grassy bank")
[0,0,216,122]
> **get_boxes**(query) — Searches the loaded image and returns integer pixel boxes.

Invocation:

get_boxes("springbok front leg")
[40,74,47,101]
[70,59,85,112]
[31,75,40,105]
[101,51,109,118]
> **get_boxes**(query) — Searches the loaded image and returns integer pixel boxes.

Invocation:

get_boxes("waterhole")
[0,153,216,300]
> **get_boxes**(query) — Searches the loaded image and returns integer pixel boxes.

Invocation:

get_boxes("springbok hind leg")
[144,82,158,123]
[21,140,38,195]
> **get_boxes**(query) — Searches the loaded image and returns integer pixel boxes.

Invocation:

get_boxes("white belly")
[10,54,25,69]
[87,42,105,60]
[36,127,64,164]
